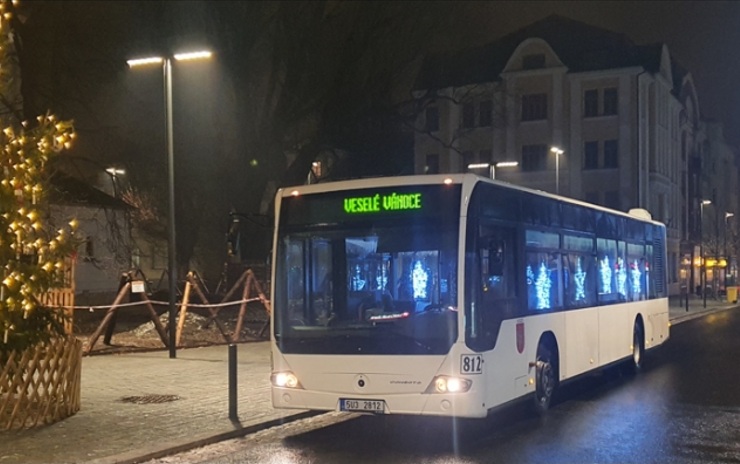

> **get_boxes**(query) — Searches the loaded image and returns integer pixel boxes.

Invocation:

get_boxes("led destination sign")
[280,185,461,226]
[344,192,422,214]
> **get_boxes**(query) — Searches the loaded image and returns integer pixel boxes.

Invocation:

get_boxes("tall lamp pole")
[128,50,212,359]
[550,146,564,195]
[726,212,735,287]
[700,199,711,308]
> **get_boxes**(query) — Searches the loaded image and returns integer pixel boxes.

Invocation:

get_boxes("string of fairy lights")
[0,0,77,349]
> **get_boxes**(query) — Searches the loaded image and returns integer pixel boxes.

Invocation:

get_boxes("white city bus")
[270,174,669,417]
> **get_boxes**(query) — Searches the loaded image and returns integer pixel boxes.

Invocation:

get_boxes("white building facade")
[412,15,720,296]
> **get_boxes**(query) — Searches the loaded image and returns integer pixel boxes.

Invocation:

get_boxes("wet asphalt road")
[154,308,740,464]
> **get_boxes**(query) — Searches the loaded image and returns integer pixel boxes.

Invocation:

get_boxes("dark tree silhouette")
[12,0,472,281]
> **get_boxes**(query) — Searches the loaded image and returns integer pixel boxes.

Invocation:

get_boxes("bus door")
[467,223,518,352]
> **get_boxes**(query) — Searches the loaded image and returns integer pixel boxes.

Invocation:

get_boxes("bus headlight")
[271,371,302,389]
[427,375,472,394]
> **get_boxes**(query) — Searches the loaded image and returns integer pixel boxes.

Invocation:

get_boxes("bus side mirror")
[488,239,505,277]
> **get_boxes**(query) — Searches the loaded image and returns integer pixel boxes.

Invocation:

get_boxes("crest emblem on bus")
[516,320,525,354]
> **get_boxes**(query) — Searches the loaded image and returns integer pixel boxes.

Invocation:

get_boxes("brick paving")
[0,296,735,464]
[0,342,311,464]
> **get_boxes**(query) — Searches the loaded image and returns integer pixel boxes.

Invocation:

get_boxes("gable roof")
[415,14,665,90]
[47,171,131,209]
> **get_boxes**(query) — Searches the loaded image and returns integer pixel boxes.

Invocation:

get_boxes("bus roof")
[276,174,665,228]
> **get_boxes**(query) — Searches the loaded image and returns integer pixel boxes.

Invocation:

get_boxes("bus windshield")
[274,186,461,355]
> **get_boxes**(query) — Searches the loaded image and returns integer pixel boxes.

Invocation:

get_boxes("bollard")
[685,287,689,312]
[229,344,237,421]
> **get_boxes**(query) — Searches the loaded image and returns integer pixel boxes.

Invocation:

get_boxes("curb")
[669,304,738,325]
[87,411,323,464]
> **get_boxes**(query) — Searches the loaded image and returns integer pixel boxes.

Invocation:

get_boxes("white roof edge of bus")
[276,174,664,227]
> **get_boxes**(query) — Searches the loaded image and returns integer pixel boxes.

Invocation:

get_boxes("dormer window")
[522,53,545,70]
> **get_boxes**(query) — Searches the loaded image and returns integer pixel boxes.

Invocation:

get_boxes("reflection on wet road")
[154,309,740,464]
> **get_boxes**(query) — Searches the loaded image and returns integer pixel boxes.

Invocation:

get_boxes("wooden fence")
[0,336,82,430]
[0,257,79,430]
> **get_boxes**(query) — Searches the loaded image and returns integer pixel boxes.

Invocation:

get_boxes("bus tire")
[630,321,645,373]
[534,342,557,414]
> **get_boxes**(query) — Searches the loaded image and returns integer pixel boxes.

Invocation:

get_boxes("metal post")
[725,212,734,289]
[701,201,706,309]
[228,344,237,420]
[128,52,211,359]
[555,150,559,195]
[685,272,689,312]
[489,165,495,179]
[550,147,563,195]
[165,57,178,358]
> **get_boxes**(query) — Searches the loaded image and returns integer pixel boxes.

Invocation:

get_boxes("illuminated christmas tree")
[412,260,428,299]
[0,0,76,356]
[599,256,612,294]
[616,257,627,298]
[630,260,642,296]
[535,261,551,310]
[574,257,586,301]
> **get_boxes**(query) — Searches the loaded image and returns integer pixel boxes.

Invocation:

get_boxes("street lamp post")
[128,50,212,359]
[725,212,735,287]
[467,161,519,179]
[550,146,564,195]
[700,199,711,308]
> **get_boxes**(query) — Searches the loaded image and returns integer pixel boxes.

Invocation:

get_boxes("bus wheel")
[631,321,645,372]
[534,343,556,414]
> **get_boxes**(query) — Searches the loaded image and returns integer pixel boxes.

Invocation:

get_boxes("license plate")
[340,398,386,414]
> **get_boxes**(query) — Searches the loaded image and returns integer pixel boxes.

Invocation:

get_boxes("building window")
[584,141,599,169]
[479,100,493,127]
[657,193,666,223]
[604,191,620,210]
[522,144,547,171]
[425,154,439,174]
[462,151,476,170]
[84,236,95,262]
[522,53,546,70]
[604,139,619,168]
[521,93,547,121]
[603,87,618,115]
[462,102,475,129]
[425,107,439,132]
[584,89,598,118]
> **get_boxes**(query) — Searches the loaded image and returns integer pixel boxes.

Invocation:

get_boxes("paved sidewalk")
[0,296,736,464]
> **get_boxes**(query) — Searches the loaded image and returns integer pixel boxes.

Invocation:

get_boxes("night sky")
[460,1,740,145]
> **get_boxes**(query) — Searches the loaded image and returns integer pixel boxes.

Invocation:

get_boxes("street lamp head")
[467,163,490,169]
[550,146,564,155]
[495,161,519,168]
[726,212,735,219]
[127,50,213,68]
[174,50,213,61]
[127,56,164,67]
[105,167,125,176]
[701,199,712,205]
